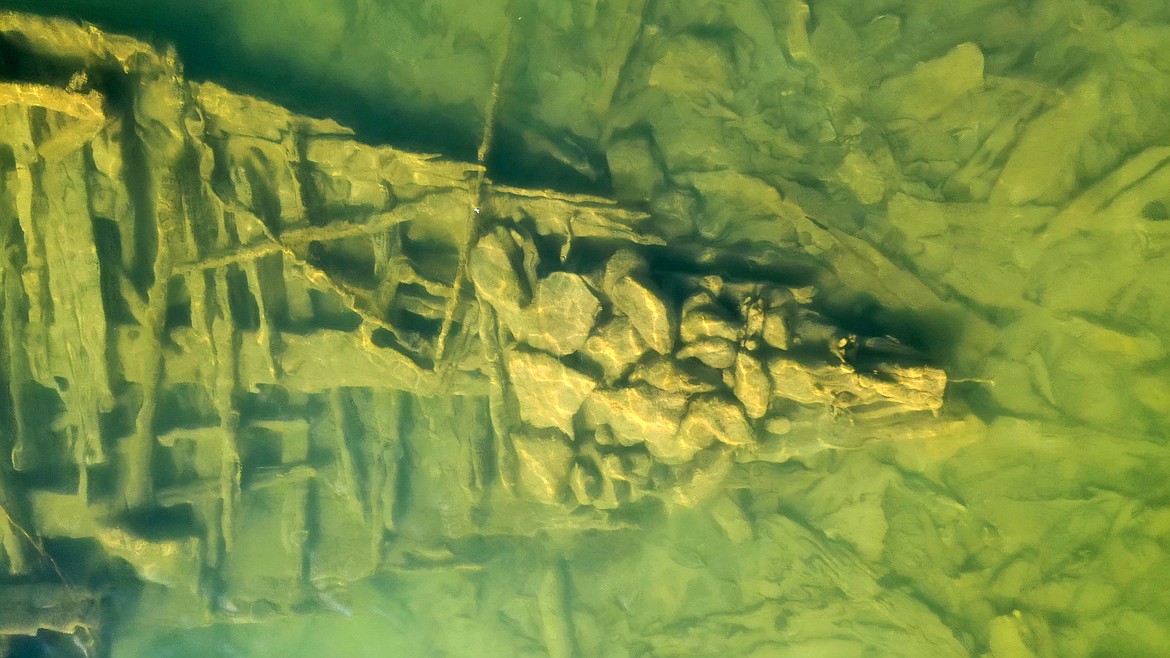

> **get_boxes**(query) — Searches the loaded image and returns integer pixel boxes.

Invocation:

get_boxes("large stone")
[630,354,720,395]
[678,395,754,448]
[680,305,740,344]
[603,250,674,355]
[665,447,733,508]
[733,353,771,419]
[569,445,621,510]
[761,308,791,350]
[515,272,601,355]
[512,428,574,504]
[579,316,648,383]
[610,276,675,355]
[582,385,687,455]
[766,356,944,414]
[305,137,392,212]
[767,358,848,406]
[468,228,527,316]
[676,337,738,370]
[506,350,597,435]
[858,363,947,413]
[601,249,649,291]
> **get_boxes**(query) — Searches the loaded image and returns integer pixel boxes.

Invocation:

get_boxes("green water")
[3,0,1170,656]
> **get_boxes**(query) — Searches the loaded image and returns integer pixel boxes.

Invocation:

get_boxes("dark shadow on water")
[0,0,610,195]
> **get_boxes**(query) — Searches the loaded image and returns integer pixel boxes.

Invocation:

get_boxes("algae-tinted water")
[1,1,1169,657]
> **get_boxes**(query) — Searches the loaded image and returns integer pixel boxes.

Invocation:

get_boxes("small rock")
[763,417,792,435]
[569,444,626,510]
[789,286,816,304]
[760,286,794,308]
[570,460,618,510]
[593,425,617,446]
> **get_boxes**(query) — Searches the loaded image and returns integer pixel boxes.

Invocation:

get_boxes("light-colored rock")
[582,385,687,455]
[579,316,648,383]
[512,428,574,504]
[610,276,675,355]
[761,308,790,350]
[601,249,649,291]
[630,354,720,395]
[676,337,738,370]
[601,249,674,354]
[733,353,770,419]
[767,358,849,406]
[468,228,527,315]
[506,350,597,434]
[681,290,720,316]
[680,305,740,343]
[665,447,733,508]
[517,272,601,355]
[678,395,754,449]
[860,363,947,413]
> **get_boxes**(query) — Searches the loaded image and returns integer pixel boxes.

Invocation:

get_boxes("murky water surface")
[1,1,1169,656]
